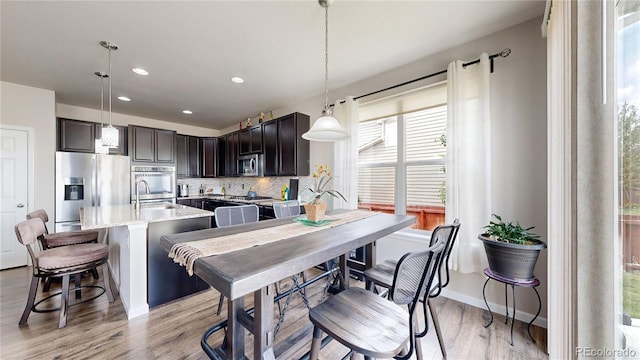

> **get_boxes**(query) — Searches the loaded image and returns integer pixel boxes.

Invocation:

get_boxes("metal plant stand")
[482,268,541,346]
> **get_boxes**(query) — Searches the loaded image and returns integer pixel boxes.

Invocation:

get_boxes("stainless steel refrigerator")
[55,152,130,232]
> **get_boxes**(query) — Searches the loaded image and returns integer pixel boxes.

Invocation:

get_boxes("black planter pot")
[478,234,547,282]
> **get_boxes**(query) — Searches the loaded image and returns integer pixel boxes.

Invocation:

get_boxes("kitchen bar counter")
[79,203,214,229]
[79,204,213,319]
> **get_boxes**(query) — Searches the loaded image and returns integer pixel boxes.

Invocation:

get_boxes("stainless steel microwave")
[238,154,263,177]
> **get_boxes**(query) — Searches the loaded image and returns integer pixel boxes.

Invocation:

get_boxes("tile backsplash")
[177,176,314,200]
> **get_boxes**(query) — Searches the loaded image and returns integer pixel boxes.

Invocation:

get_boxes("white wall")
[1,82,57,220]
[279,17,548,320]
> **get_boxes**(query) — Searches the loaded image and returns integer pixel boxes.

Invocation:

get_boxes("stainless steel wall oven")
[130,165,176,204]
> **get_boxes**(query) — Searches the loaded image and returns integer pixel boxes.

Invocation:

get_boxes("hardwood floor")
[0,266,547,359]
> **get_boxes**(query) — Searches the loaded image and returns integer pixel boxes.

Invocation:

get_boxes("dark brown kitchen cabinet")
[59,118,96,153]
[176,135,188,176]
[176,135,201,177]
[263,121,278,176]
[155,129,175,163]
[129,125,176,164]
[225,131,239,176]
[202,137,218,178]
[216,136,226,177]
[263,112,310,176]
[58,118,127,155]
[239,124,263,155]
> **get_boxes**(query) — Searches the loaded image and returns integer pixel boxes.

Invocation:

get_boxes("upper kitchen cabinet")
[58,118,127,155]
[176,135,201,177]
[202,137,218,178]
[263,112,310,176]
[216,136,226,177]
[59,118,95,153]
[239,124,263,155]
[129,125,176,165]
[225,131,239,176]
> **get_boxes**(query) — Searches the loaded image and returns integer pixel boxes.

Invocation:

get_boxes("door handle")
[17,203,25,208]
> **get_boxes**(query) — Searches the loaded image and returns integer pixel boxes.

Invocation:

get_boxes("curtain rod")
[335,48,511,105]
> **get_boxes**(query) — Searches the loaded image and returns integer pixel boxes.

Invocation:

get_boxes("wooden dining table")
[160,209,415,360]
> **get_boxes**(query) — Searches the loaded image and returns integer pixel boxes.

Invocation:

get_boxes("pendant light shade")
[302,109,347,142]
[302,0,347,142]
[100,41,119,148]
[101,125,119,149]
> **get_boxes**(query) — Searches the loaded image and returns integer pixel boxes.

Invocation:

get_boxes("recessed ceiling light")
[231,76,244,84]
[132,68,149,76]
[182,110,193,115]
[118,96,131,102]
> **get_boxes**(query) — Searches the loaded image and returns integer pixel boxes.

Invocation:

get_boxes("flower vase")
[304,203,327,222]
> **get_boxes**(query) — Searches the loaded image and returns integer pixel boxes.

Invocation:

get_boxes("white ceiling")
[1,1,545,130]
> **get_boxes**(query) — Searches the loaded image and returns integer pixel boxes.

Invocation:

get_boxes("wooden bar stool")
[27,209,101,290]
[15,218,114,328]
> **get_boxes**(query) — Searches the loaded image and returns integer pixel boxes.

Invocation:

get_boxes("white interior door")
[0,128,29,269]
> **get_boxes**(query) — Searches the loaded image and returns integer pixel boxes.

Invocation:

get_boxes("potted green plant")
[304,164,346,222]
[478,214,547,281]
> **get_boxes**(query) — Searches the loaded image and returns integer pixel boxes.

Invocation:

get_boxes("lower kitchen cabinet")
[147,217,211,307]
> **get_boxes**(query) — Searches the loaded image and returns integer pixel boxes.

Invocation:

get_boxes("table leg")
[482,277,494,327]
[338,254,350,290]
[365,241,376,270]
[227,296,245,360]
[254,285,275,360]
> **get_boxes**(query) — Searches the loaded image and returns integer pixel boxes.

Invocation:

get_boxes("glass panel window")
[357,83,447,230]
[616,0,640,348]
[357,166,395,206]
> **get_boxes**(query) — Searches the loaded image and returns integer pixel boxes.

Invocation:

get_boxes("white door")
[0,128,29,269]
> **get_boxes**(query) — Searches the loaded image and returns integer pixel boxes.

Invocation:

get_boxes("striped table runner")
[169,210,378,275]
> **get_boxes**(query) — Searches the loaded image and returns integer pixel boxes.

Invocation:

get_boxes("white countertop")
[79,203,214,230]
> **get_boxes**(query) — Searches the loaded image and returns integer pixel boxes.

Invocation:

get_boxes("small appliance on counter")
[179,184,189,197]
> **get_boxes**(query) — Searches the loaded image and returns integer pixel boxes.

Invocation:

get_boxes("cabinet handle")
[17,203,25,208]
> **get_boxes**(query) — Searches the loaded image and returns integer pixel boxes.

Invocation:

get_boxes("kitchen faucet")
[135,179,150,210]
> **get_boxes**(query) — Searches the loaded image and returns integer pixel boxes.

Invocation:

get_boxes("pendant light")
[302,0,347,142]
[94,71,109,154]
[100,41,119,148]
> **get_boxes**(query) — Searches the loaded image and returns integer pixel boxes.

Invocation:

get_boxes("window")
[616,0,640,347]
[358,83,447,230]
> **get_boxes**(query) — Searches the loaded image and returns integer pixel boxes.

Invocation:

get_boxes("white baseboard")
[441,288,548,329]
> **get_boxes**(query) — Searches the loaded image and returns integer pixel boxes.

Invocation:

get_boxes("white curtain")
[446,53,492,274]
[332,96,359,210]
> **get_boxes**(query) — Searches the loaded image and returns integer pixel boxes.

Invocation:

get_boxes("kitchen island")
[80,203,214,319]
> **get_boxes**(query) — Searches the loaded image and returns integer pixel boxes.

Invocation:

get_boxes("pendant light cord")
[100,75,104,127]
[108,46,113,126]
[323,4,329,112]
